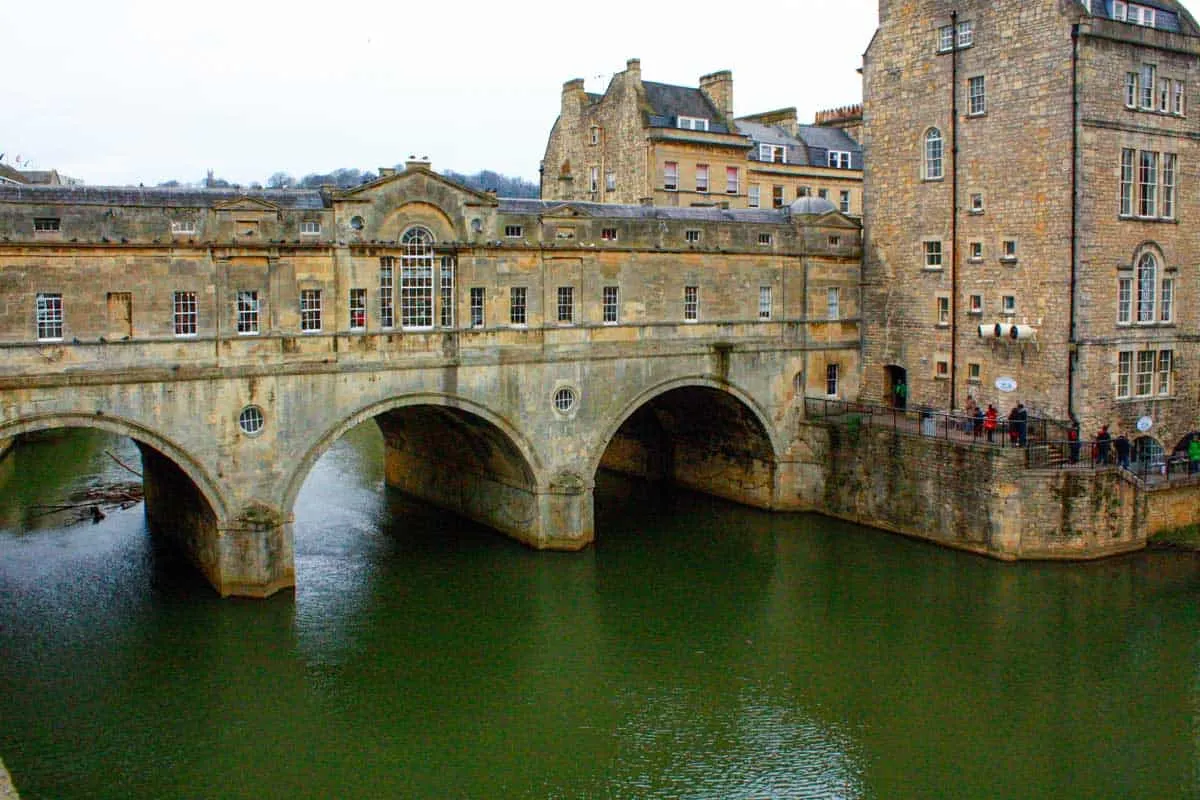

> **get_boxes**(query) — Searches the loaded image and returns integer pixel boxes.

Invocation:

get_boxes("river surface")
[0,425,1197,799]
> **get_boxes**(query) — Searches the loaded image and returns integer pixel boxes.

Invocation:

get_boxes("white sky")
[2,0,879,187]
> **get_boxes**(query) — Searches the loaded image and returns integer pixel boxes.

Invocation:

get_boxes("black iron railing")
[804,397,1057,448]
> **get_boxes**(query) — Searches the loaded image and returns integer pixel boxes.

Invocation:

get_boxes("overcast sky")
[3,0,879,187]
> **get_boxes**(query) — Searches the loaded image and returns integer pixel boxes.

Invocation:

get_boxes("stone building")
[540,59,864,215]
[862,0,1200,466]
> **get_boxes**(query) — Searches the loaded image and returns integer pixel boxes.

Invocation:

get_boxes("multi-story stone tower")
[862,0,1200,465]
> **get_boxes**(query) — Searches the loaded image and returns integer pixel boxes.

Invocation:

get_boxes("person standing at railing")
[984,404,998,443]
[1014,403,1028,447]
[1114,432,1131,470]
[894,381,908,410]
[973,404,984,438]
[1095,425,1111,465]
[1007,406,1020,447]
[1189,437,1200,475]
[1068,423,1081,464]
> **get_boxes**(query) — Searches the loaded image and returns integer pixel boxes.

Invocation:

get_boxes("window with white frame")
[758,232,773,246]
[827,287,840,320]
[1120,149,1135,216]
[469,287,484,327]
[237,290,260,334]
[36,293,63,340]
[1002,240,1017,261]
[601,227,618,241]
[664,161,678,191]
[1122,148,1176,218]
[936,295,950,326]
[935,359,950,379]
[1173,80,1185,115]
[34,218,60,232]
[826,363,840,397]
[300,289,322,332]
[1137,252,1157,322]
[603,286,619,324]
[440,256,455,328]
[678,116,709,131]
[818,188,829,200]
[1159,77,1171,113]
[685,229,701,244]
[1158,349,1173,395]
[400,227,434,329]
[924,240,943,268]
[968,362,981,382]
[773,185,785,207]
[1118,350,1133,397]
[1162,153,1176,219]
[840,190,851,212]
[590,126,600,145]
[695,164,709,193]
[758,286,772,320]
[937,24,955,53]
[1125,72,1138,107]
[726,167,738,194]
[1118,276,1132,324]
[969,293,983,314]
[957,20,973,47]
[968,76,986,115]
[1001,294,1016,315]
[1140,64,1156,109]
[510,286,527,326]
[970,241,983,261]
[504,224,523,238]
[924,128,944,179]
[557,286,574,324]
[970,193,984,213]
[828,151,851,169]
[300,221,321,235]
[748,184,760,208]
[173,291,197,336]
[590,166,599,193]
[684,285,698,322]
[379,258,395,328]
[1136,350,1155,395]
[1160,275,1174,322]
[350,288,367,331]
[606,171,616,192]
[760,143,786,163]
[1139,150,1159,216]
[171,219,196,234]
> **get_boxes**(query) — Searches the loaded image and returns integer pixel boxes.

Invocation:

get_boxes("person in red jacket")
[984,404,998,443]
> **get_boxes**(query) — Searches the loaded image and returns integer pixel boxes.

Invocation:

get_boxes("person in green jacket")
[894,381,908,410]
[1188,437,1200,475]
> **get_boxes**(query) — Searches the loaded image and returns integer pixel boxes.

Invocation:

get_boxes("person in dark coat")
[1068,422,1081,464]
[1014,403,1028,447]
[1095,425,1112,465]
[1114,432,1131,469]
[973,405,985,438]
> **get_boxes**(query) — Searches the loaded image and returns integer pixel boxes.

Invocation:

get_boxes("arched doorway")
[885,365,908,409]
[1132,436,1165,474]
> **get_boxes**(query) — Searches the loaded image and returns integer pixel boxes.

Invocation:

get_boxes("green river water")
[0,425,1197,799]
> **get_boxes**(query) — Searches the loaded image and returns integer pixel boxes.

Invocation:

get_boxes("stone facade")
[540,59,865,215]
[862,0,1200,467]
[0,165,862,596]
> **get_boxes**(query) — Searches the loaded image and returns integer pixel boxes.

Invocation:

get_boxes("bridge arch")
[283,393,544,533]
[0,411,227,520]
[589,376,783,510]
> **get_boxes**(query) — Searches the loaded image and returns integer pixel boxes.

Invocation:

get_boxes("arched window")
[924,128,944,180]
[400,226,434,329]
[1136,252,1157,323]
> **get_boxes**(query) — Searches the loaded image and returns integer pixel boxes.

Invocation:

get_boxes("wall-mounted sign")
[995,377,1017,393]
[1136,416,1153,433]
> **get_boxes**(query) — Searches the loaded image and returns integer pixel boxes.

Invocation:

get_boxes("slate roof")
[735,120,863,170]
[0,184,329,209]
[1085,0,1199,33]
[642,81,733,133]
[498,198,788,223]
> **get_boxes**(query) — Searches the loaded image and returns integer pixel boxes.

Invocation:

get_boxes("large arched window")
[1136,252,1157,323]
[400,226,434,329]
[924,128,944,180]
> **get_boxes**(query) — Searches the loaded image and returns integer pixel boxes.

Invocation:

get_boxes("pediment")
[338,165,499,207]
[213,196,281,213]
[810,210,861,230]
[539,203,594,219]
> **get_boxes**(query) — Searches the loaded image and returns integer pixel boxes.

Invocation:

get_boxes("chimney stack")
[699,70,734,121]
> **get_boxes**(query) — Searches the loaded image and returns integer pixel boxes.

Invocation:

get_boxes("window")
[1173,80,1185,115]
[938,24,955,53]
[34,217,60,232]
[590,166,599,193]
[1114,1,1128,22]
[238,406,265,436]
[1118,351,1133,398]
[685,229,701,244]
[1138,150,1158,216]
[28,290,71,338]
[828,151,851,169]
[470,287,485,328]
[400,227,434,329]
[1125,72,1138,107]
[601,227,618,241]
[350,216,364,230]
[173,291,197,336]
[758,232,773,246]
[1131,4,1156,27]
[440,256,455,328]
[760,143,787,163]
[300,289,322,332]
[1162,153,1176,219]
[772,185,785,208]
[748,184,760,208]
[695,164,709,193]
[1002,240,1017,261]
[924,128,944,180]
[1120,148,1134,216]
[171,219,196,234]
[677,116,709,131]
[968,362,981,383]
[1118,276,1132,324]
[1158,350,1173,395]
[1158,77,1171,113]
[510,287,527,326]
[1160,276,1174,322]
[829,235,841,247]
[924,240,943,269]
[826,363,839,397]
[1002,295,1016,314]
[684,285,698,322]
[664,161,678,191]
[968,76,986,115]
[827,287,840,320]
[798,186,812,198]
[590,126,600,145]
[349,288,367,331]
[557,286,574,324]
[936,296,950,326]
[969,293,983,314]
[970,193,984,213]
[1140,64,1155,109]
[237,290,260,334]
[957,20,973,47]
[603,286,619,324]
[504,225,523,238]
[553,387,577,412]
[840,190,851,212]
[935,359,950,378]
[379,258,395,328]
[1136,350,1155,396]
[1137,253,1157,322]
[606,170,616,192]
[818,189,829,200]
[726,167,738,194]
[969,241,983,261]
[300,221,321,235]
[759,286,772,320]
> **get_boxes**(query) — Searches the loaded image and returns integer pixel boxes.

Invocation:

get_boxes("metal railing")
[1025,440,1200,486]
[804,397,1060,448]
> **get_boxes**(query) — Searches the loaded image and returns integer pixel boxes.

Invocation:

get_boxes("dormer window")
[828,151,851,169]
[760,144,786,164]
[300,221,321,235]
[677,116,709,131]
